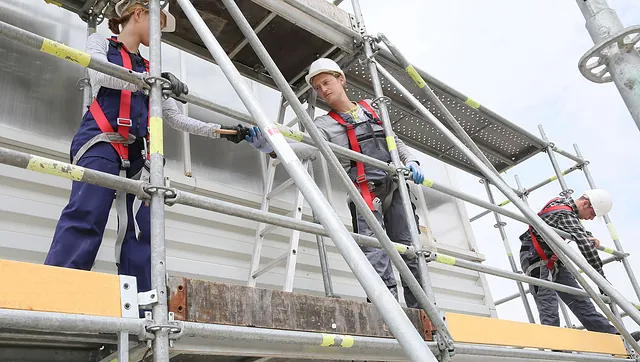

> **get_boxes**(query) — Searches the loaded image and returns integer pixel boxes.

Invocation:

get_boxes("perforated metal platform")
[55,0,547,176]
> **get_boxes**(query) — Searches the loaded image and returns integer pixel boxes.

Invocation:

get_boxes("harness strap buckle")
[117,117,133,127]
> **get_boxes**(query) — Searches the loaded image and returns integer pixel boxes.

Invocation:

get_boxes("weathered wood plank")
[167,277,430,340]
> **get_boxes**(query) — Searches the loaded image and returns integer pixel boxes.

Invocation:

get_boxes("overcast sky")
[334,0,640,330]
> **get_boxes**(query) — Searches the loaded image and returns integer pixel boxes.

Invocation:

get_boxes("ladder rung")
[260,209,295,237]
[252,252,288,279]
[267,177,295,200]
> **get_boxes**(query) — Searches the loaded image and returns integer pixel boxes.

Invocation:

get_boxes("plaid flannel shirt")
[521,197,604,275]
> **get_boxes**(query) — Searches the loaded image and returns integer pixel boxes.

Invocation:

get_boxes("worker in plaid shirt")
[519,189,617,334]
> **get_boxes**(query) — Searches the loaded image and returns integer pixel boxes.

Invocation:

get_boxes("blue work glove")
[406,161,424,185]
[245,126,274,154]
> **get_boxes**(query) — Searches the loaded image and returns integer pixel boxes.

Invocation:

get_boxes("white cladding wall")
[0,0,496,317]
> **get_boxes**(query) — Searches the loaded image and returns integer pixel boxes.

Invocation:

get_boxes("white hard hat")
[114,0,176,33]
[583,189,612,216]
[305,58,344,87]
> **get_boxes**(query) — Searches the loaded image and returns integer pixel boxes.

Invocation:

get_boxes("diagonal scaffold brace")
[372,58,640,353]
[215,0,457,359]
[174,0,442,360]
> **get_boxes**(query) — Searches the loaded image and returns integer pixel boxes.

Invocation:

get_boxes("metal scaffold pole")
[351,2,437,306]
[373,60,640,352]
[538,126,578,328]
[576,0,640,131]
[574,143,640,301]
[539,125,573,198]
[80,15,96,114]
[482,179,535,323]
[148,1,170,360]
[174,0,438,360]
[303,89,335,298]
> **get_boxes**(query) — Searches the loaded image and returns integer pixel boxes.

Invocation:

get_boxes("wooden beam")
[167,276,429,340]
[0,259,123,317]
[445,312,627,356]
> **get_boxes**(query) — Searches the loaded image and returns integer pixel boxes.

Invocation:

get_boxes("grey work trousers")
[350,182,421,308]
[520,249,618,334]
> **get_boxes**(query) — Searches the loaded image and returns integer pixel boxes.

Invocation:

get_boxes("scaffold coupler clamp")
[143,311,184,348]
[76,76,90,92]
[144,75,172,99]
[493,221,507,229]
[371,95,391,110]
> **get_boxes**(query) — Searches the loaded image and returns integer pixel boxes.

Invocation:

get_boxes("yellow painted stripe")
[44,0,62,7]
[40,39,90,67]
[149,116,164,155]
[554,146,563,154]
[405,65,426,88]
[321,334,355,347]
[464,97,480,109]
[497,200,510,207]
[341,335,354,348]
[276,124,303,142]
[386,136,397,151]
[395,244,408,254]
[321,334,335,347]
[436,254,456,266]
[27,155,84,181]
[422,179,434,188]
[603,247,615,254]
[607,223,618,240]
[549,175,558,182]
[0,259,122,317]
[445,312,626,355]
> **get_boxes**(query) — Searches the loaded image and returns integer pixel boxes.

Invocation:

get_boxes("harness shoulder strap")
[88,38,134,168]
[357,100,382,124]
[327,110,376,211]
[528,199,573,270]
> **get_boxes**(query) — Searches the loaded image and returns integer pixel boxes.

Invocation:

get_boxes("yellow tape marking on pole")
[149,116,164,155]
[554,146,563,154]
[436,254,456,266]
[603,247,615,254]
[549,175,558,182]
[26,156,84,181]
[405,65,426,89]
[40,39,91,67]
[275,123,304,142]
[341,335,355,348]
[395,244,408,254]
[320,334,354,347]
[607,223,618,240]
[422,179,434,188]
[386,136,397,151]
[464,97,480,109]
[498,200,511,207]
[321,334,336,347]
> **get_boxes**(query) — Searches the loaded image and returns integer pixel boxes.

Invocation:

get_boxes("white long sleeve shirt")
[86,33,221,138]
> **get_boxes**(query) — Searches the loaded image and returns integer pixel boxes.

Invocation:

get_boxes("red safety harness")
[88,38,150,169]
[328,100,384,210]
[528,198,573,270]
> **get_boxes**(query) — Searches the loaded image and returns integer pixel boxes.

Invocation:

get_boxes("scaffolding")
[0,0,639,361]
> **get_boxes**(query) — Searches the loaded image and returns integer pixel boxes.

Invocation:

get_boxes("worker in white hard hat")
[519,189,618,334]
[44,0,249,317]
[246,58,426,308]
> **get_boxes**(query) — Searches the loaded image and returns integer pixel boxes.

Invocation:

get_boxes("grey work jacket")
[289,100,417,182]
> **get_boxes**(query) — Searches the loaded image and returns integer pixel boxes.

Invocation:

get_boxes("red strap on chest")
[528,198,573,270]
[89,40,134,166]
[327,101,380,210]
